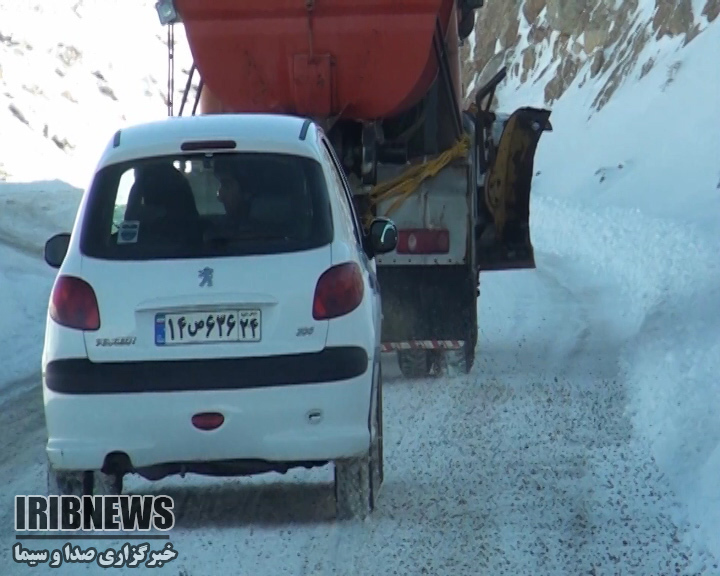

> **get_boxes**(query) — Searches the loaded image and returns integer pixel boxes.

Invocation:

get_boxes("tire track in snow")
[0,250,717,573]
[467,254,714,573]
[326,515,373,576]
[465,260,599,573]
[0,377,44,476]
[0,377,46,559]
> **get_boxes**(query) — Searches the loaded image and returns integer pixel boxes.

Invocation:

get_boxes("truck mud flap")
[476,107,552,272]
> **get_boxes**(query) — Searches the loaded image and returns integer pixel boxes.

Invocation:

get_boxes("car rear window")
[79,152,334,260]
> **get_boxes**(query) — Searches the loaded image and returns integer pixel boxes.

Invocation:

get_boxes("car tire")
[46,460,123,497]
[46,462,84,497]
[334,364,383,520]
[397,349,433,378]
[370,364,384,499]
[91,471,124,496]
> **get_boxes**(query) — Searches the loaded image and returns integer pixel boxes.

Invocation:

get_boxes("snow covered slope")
[487,12,720,562]
[464,0,719,112]
[1,0,720,573]
[0,0,192,185]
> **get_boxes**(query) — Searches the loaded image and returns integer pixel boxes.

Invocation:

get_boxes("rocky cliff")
[462,0,719,111]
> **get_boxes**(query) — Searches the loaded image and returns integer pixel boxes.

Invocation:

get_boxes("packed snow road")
[1,243,716,574]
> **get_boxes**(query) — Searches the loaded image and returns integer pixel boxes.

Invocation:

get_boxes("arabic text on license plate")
[154,310,261,346]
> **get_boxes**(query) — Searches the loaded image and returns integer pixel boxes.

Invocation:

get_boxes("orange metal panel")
[292,53,333,117]
[175,0,457,119]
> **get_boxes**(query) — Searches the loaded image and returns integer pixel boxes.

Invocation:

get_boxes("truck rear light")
[313,262,364,320]
[396,229,450,254]
[49,275,100,331]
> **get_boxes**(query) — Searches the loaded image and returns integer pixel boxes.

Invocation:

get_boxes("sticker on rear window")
[117,220,140,244]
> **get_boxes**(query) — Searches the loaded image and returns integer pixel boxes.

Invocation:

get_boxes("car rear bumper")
[43,347,373,471]
[43,346,368,394]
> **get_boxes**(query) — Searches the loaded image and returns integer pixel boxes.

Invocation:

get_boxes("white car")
[41,113,398,520]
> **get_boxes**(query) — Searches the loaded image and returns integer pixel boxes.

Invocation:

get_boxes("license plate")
[154,310,261,346]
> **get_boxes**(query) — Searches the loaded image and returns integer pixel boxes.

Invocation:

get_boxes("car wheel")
[92,471,124,496]
[334,365,382,520]
[369,364,384,501]
[46,461,84,497]
[46,460,123,497]
[334,453,373,521]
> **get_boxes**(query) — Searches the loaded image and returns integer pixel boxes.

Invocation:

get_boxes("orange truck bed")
[174,0,462,120]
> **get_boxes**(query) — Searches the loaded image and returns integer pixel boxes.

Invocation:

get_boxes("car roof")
[97,114,324,168]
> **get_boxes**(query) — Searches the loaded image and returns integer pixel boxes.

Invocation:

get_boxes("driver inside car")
[214,160,254,228]
[208,157,306,243]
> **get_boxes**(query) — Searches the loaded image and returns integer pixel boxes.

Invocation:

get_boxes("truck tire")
[397,349,433,378]
[334,365,383,520]
[444,275,479,376]
[46,460,123,497]
[446,311,478,375]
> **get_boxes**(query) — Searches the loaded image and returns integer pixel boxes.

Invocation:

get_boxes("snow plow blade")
[476,106,552,272]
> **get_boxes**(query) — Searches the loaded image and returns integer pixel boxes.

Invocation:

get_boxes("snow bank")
[513,18,720,560]
[0,181,82,391]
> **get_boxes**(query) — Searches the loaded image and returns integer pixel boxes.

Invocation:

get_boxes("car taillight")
[396,229,449,254]
[312,262,364,321]
[49,275,100,331]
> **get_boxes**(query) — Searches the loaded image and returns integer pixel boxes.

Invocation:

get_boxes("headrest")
[129,164,199,221]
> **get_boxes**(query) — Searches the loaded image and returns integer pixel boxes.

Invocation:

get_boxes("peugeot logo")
[198,267,214,287]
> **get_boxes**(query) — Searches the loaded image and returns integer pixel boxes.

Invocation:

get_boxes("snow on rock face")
[463,0,719,110]
[0,0,193,185]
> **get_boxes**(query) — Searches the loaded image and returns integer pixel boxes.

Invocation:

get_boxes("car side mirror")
[44,233,71,269]
[367,217,398,256]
